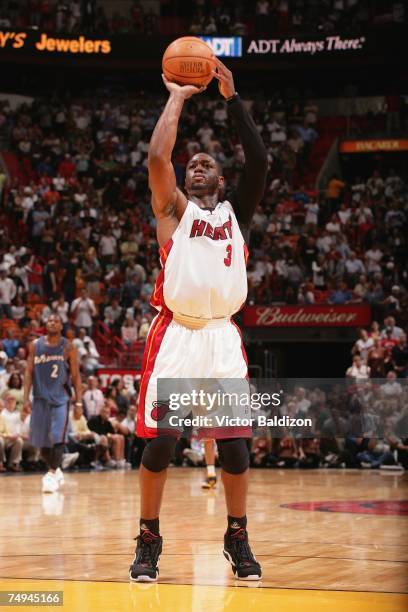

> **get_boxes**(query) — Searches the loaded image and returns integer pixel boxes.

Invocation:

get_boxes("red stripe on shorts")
[136,310,173,438]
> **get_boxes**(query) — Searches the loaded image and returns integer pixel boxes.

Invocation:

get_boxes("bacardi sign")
[243,305,371,327]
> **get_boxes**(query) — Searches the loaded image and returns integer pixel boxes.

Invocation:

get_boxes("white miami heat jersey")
[152,200,248,319]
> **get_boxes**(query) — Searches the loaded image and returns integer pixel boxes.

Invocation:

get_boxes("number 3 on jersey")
[224,244,232,267]
[51,364,59,378]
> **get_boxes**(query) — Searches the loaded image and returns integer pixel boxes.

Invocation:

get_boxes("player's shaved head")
[184,152,224,197]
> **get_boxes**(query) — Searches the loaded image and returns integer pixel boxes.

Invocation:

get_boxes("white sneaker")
[183,449,202,466]
[117,459,132,470]
[61,452,79,470]
[55,467,65,486]
[380,464,405,472]
[42,471,59,493]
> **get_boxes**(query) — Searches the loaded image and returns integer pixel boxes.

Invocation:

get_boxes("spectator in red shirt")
[57,154,76,180]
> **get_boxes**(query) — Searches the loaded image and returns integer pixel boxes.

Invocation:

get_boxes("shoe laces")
[135,530,160,566]
[230,528,255,566]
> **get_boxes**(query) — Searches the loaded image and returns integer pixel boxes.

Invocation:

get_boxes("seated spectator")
[298,283,315,304]
[381,316,404,341]
[1,372,24,411]
[73,328,101,375]
[2,329,20,359]
[110,379,131,414]
[70,288,97,335]
[388,420,408,470]
[357,438,396,469]
[380,371,403,397]
[367,339,388,378]
[87,400,126,468]
[121,314,138,346]
[104,297,123,332]
[391,334,408,378]
[298,438,321,469]
[346,355,370,380]
[250,428,272,467]
[381,327,400,355]
[11,295,26,322]
[52,293,69,330]
[83,376,105,418]
[345,251,365,284]
[276,435,298,468]
[0,395,23,471]
[325,174,345,214]
[328,281,352,305]
[352,329,374,363]
[293,388,311,417]
[69,402,106,468]
[0,267,16,318]
[19,402,39,469]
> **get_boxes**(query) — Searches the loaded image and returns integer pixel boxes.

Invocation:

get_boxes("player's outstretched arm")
[213,58,268,230]
[148,77,205,243]
[67,344,83,406]
[22,341,35,410]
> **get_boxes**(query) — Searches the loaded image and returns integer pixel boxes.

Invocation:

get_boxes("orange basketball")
[162,36,215,88]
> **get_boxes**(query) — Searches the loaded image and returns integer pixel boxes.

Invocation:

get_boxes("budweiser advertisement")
[243,305,371,327]
[97,368,141,391]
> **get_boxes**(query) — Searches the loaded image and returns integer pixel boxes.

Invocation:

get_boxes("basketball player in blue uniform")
[23,314,82,493]
[130,59,267,582]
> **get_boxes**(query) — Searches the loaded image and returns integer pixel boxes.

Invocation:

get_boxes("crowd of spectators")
[1,365,407,473]
[0,0,159,36]
[0,0,404,37]
[0,84,406,474]
[190,0,405,37]
[0,88,406,351]
[346,316,408,379]
[0,373,144,472]
[247,169,407,314]
[248,375,408,471]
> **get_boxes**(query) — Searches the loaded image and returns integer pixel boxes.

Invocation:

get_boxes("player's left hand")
[213,58,235,99]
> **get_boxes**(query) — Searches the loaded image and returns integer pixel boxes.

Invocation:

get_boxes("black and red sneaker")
[223,528,262,580]
[129,529,163,582]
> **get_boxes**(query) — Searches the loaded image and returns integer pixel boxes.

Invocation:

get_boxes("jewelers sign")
[243,305,371,327]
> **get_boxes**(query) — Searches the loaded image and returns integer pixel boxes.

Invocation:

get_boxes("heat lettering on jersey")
[189,215,233,240]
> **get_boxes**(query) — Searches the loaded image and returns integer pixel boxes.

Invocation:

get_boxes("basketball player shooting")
[23,314,82,493]
[130,58,268,582]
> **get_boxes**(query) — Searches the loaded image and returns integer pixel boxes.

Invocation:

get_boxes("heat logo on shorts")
[151,401,171,422]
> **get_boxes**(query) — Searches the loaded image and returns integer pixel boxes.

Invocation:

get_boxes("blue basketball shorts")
[30,398,70,448]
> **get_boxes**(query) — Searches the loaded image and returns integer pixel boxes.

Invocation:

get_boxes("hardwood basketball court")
[1,469,407,611]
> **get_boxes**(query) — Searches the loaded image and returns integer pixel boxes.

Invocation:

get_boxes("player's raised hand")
[162,75,206,99]
[213,58,236,99]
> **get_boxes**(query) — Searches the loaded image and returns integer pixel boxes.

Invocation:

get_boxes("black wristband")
[226,92,239,104]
